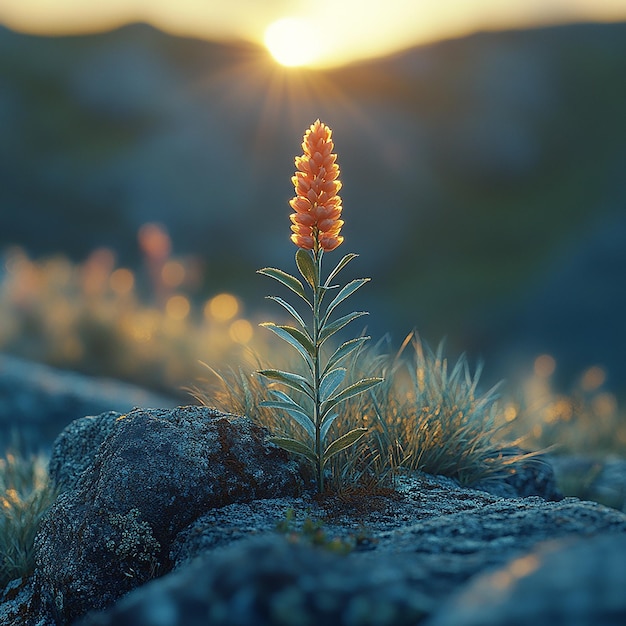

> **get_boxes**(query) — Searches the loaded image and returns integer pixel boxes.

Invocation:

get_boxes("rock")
[78,535,431,626]
[425,532,626,626]
[72,474,626,626]
[169,497,303,567]
[48,411,121,492]
[0,353,177,453]
[549,455,626,512]
[472,448,562,501]
[4,405,625,625]
[32,406,303,624]
[0,576,56,626]
[373,494,626,563]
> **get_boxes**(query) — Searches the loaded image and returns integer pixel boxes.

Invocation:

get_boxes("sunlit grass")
[1,236,625,584]
[192,334,532,492]
[504,355,626,457]
[1,242,623,475]
[0,243,272,397]
[0,450,57,587]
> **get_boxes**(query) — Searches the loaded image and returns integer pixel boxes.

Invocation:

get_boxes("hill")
[1,21,625,390]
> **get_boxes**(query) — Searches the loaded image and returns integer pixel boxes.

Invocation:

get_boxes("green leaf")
[322,278,370,325]
[265,296,308,329]
[295,249,318,289]
[269,437,318,465]
[257,268,308,304]
[322,428,368,465]
[320,412,339,442]
[319,368,346,403]
[259,323,315,372]
[316,283,337,308]
[260,401,315,440]
[269,388,313,411]
[324,253,359,288]
[258,369,314,398]
[323,337,370,375]
[321,377,384,417]
[318,311,368,346]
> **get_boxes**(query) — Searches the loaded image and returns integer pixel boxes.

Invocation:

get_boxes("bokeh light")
[229,319,254,344]
[205,294,239,322]
[161,261,186,289]
[109,268,135,296]
[592,392,617,417]
[82,249,116,297]
[534,354,556,378]
[138,223,171,262]
[580,365,606,392]
[165,295,190,320]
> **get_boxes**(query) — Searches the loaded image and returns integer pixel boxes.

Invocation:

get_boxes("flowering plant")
[258,120,382,492]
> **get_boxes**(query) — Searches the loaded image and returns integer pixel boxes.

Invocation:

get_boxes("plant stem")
[312,249,323,492]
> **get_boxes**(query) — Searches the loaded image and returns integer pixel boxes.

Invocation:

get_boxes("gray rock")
[32,406,303,624]
[0,353,177,453]
[75,474,626,626]
[550,455,626,512]
[169,471,566,570]
[425,532,626,626]
[0,578,33,626]
[0,576,56,626]
[472,449,562,501]
[48,411,121,492]
[380,494,624,555]
[77,535,431,626]
[4,406,624,626]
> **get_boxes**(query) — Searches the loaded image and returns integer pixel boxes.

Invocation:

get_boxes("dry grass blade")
[195,333,537,492]
[1,450,58,587]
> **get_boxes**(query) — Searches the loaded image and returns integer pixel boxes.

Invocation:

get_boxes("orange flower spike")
[290,120,344,253]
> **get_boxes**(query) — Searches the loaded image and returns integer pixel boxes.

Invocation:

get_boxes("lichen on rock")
[105,508,161,582]
[33,406,303,624]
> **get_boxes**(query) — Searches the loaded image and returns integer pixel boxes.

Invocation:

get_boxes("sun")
[264,17,322,68]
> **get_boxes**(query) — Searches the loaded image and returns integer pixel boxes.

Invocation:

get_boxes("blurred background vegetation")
[1,19,625,461]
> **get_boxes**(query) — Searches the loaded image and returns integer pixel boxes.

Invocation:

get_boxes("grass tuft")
[0,450,58,588]
[195,333,528,491]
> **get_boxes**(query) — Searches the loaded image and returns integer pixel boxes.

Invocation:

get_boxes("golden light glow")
[509,554,540,578]
[138,223,171,261]
[592,392,617,417]
[504,404,518,422]
[534,354,556,378]
[165,294,190,320]
[264,17,322,67]
[109,268,135,295]
[580,365,606,391]
[229,319,254,344]
[82,248,115,297]
[161,260,186,288]
[2,2,625,69]
[124,311,159,342]
[205,293,239,322]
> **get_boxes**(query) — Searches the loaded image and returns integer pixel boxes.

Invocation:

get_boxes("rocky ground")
[0,393,625,625]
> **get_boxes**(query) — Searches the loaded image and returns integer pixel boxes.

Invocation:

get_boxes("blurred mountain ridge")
[1,21,625,391]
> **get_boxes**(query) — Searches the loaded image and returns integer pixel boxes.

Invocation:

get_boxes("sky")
[1,0,625,67]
